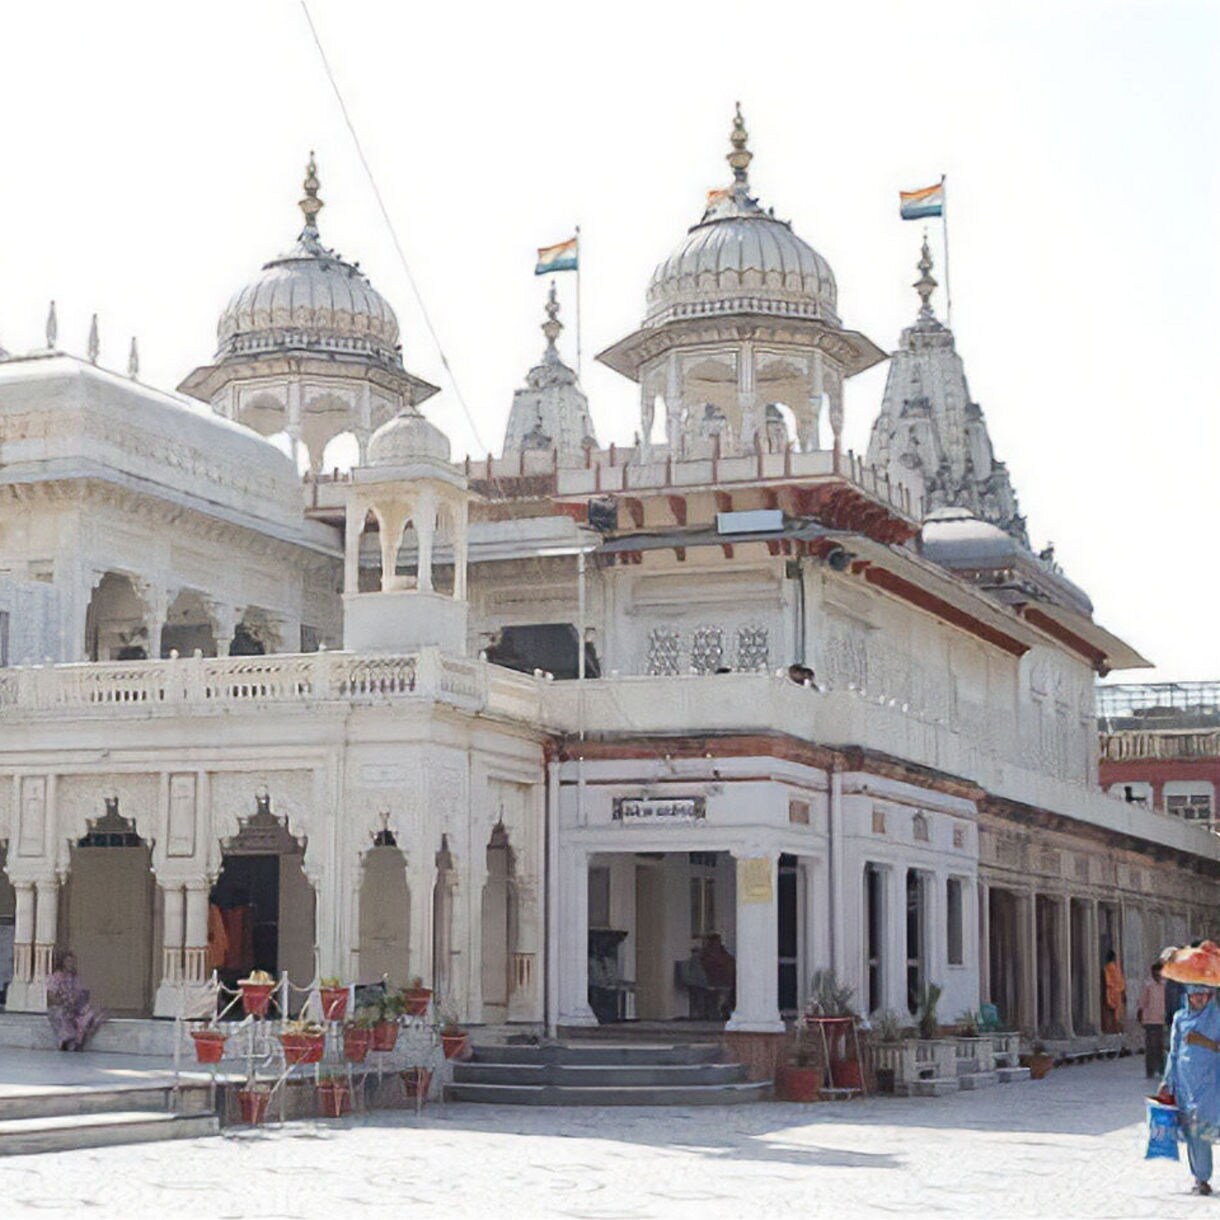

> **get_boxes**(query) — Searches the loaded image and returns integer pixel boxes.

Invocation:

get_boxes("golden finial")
[299,151,323,232]
[727,102,753,186]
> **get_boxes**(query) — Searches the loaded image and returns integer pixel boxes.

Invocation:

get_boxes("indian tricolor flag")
[899,180,945,220]
[535,236,578,275]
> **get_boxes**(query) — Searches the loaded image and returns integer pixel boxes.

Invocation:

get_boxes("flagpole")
[940,174,952,328]
[574,224,583,379]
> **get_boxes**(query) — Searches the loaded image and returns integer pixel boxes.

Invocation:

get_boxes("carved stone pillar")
[826,365,844,458]
[1085,899,1102,1035]
[153,882,186,1017]
[1054,894,1073,1038]
[183,881,210,985]
[507,879,540,1022]
[345,505,364,597]
[1016,890,1037,1034]
[145,585,170,661]
[665,353,685,455]
[33,877,59,984]
[452,502,469,602]
[557,847,596,1027]
[726,852,784,1033]
[801,352,823,452]
[378,504,410,592]
[415,496,437,595]
[210,603,239,658]
[11,881,34,986]
[736,341,759,453]
[978,880,992,1005]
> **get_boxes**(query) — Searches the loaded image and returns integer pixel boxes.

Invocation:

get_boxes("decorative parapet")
[0,649,544,726]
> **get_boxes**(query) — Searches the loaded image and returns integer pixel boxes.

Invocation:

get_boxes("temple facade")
[0,111,1216,1048]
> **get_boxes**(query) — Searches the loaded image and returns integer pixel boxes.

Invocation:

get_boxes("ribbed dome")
[367,409,451,467]
[216,156,401,365]
[644,106,838,328]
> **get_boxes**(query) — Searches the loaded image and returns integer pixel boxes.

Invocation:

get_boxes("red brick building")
[1098,683,1220,833]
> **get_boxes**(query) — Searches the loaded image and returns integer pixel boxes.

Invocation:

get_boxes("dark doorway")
[210,854,279,987]
[777,854,798,1013]
[486,623,600,679]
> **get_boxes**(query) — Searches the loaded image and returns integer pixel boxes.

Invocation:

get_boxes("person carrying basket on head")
[1161,983,1220,1195]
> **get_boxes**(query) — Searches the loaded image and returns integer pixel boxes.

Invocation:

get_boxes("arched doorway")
[161,589,218,658]
[63,800,155,1015]
[358,833,410,986]
[212,794,315,1008]
[481,823,517,1020]
[84,572,149,661]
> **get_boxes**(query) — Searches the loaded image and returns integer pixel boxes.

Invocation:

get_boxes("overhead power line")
[299,1,488,455]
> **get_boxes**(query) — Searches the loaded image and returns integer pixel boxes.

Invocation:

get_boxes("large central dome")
[216,155,401,366]
[644,107,838,328]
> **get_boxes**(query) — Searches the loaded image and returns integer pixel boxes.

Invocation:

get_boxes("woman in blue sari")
[1163,984,1220,1194]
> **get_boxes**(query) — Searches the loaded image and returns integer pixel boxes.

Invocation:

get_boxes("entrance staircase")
[448,1042,770,1106]
[0,1079,217,1156]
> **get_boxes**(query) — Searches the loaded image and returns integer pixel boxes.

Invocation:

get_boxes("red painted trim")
[1021,607,1108,671]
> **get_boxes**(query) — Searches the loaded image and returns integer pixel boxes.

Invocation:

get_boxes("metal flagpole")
[940,175,952,328]
[574,224,583,379]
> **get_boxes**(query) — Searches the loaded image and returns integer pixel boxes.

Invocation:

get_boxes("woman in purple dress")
[45,950,104,1051]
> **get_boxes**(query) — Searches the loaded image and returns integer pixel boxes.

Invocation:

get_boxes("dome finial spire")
[542,281,563,357]
[299,151,323,235]
[914,232,938,322]
[727,102,753,193]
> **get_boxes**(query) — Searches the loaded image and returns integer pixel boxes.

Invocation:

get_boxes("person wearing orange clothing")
[1102,949,1126,1034]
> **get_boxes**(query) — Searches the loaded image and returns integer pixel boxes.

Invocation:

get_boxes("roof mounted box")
[716,509,783,535]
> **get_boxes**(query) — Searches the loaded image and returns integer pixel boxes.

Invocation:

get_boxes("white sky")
[1,1,1216,682]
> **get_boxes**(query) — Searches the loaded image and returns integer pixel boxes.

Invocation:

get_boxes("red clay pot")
[401,1067,433,1100]
[280,1033,325,1065]
[371,1020,399,1052]
[776,1064,823,1102]
[238,1089,270,1125]
[1022,1053,1054,1080]
[402,988,432,1017]
[320,988,349,1022]
[440,1030,471,1061]
[317,1079,352,1117]
[343,1026,372,1063]
[831,1060,864,1091]
[240,982,275,1018]
[191,1030,228,1065]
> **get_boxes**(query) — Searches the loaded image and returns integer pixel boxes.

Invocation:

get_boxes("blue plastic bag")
[1146,1098,1180,1161]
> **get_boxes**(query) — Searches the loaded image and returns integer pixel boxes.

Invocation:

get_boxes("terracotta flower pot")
[776,1064,823,1102]
[371,1020,399,1052]
[343,1026,372,1063]
[831,1060,863,1091]
[280,1033,326,1065]
[402,988,432,1018]
[320,987,349,1022]
[238,1089,270,1125]
[440,1030,470,1061]
[317,1079,352,1117]
[191,1030,228,1065]
[240,981,276,1018]
[1023,1053,1054,1081]
[401,1067,433,1100]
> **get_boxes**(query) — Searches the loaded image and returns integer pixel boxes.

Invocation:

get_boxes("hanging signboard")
[612,796,706,823]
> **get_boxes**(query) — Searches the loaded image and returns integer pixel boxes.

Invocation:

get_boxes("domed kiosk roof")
[644,106,838,328]
[367,408,451,467]
[216,155,400,364]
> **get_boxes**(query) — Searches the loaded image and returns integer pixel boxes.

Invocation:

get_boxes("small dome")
[216,156,401,366]
[644,107,838,328]
[367,409,451,466]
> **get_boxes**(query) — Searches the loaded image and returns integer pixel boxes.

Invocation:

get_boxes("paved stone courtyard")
[0,1057,1203,1218]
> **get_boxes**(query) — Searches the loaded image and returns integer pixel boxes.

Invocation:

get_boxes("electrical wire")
[299,1,488,455]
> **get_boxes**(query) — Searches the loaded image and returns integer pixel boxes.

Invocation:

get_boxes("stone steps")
[0,1081,211,1122]
[0,1110,219,1157]
[449,1042,768,1106]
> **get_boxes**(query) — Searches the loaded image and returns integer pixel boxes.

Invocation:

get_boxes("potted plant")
[319,977,349,1022]
[401,976,433,1018]
[871,1009,904,1094]
[917,983,943,1040]
[400,1066,434,1102]
[957,1009,980,1038]
[239,969,277,1018]
[438,1009,471,1060]
[189,1025,228,1065]
[316,1074,352,1117]
[237,1081,271,1126]
[1021,1040,1055,1080]
[343,1012,374,1063]
[370,992,403,1052]
[776,1014,825,1102]
[808,968,863,1092]
[279,1019,326,1065]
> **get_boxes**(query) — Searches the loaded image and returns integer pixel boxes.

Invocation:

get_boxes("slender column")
[1054,894,1073,1037]
[11,882,34,985]
[146,586,170,661]
[407,859,434,989]
[887,865,907,1015]
[210,603,238,658]
[736,341,758,452]
[638,379,656,458]
[978,880,992,1005]
[183,881,209,984]
[507,879,541,1022]
[665,353,684,454]
[453,503,469,601]
[378,504,409,592]
[344,502,364,596]
[557,847,596,1027]
[416,500,436,595]
[32,878,59,982]
[160,885,185,984]
[801,352,824,452]
[1085,899,1102,1034]
[1016,890,1037,1034]
[726,852,784,1033]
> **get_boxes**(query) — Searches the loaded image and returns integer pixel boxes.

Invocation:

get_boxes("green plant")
[806,968,855,1018]
[352,1005,380,1030]
[873,1008,904,1042]
[319,976,342,989]
[916,983,943,1039]
[437,1007,465,1035]
[377,990,405,1021]
[956,1009,980,1037]
[282,1019,325,1036]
